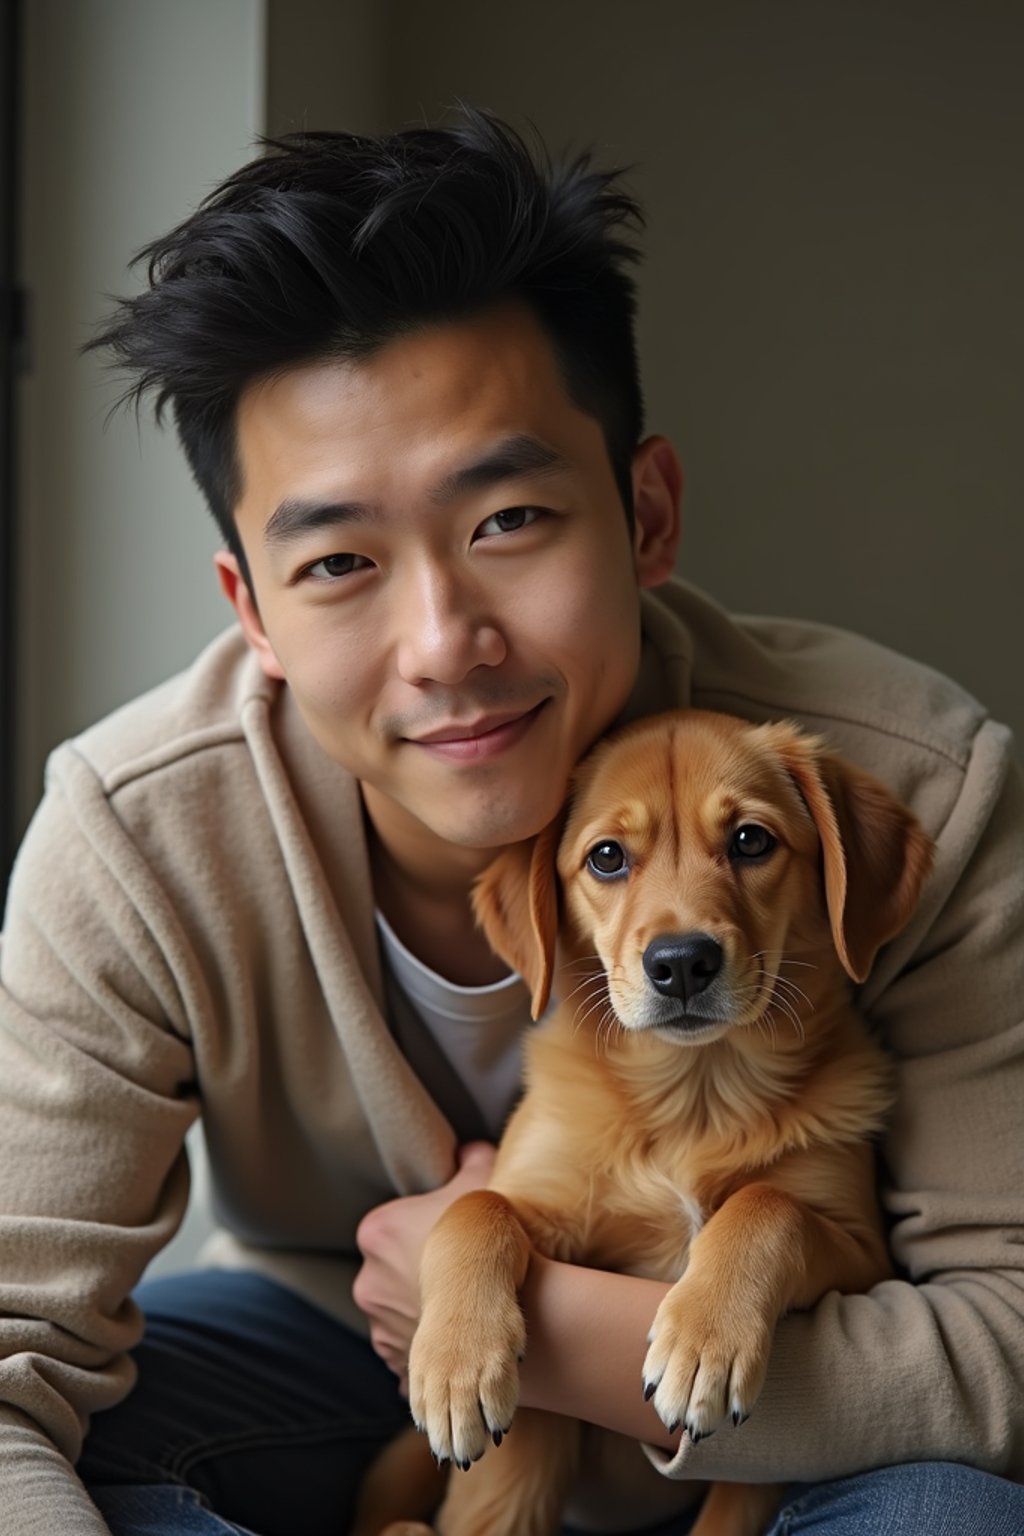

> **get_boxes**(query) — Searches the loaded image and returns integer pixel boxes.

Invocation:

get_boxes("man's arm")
[517,1256,678,1448]
[0,750,198,1536]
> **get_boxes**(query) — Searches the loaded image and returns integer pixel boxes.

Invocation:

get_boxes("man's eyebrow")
[263,498,378,549]
[262,435,568,548]
[428,434,569,504]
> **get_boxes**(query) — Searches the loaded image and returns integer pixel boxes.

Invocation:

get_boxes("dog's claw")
[684,1417,717,1442]
[643,1380,657,1402]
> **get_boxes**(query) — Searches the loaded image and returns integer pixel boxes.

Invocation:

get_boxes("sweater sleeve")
[648,718,1024,1485]
[0,747,199,1536]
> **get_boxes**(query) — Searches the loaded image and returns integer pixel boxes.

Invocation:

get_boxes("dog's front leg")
[642,1181,877,1441]
[408,1190,532,1468]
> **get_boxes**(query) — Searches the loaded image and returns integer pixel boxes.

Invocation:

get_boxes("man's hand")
[353,1142,496,1391]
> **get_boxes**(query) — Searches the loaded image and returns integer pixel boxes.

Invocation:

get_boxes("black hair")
[90,107,646,588]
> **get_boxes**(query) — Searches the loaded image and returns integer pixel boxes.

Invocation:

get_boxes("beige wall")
[269,0,1024,748]
[16,0,265,832]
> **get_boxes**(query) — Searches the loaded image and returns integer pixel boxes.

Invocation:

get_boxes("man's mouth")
[406,701,549,761]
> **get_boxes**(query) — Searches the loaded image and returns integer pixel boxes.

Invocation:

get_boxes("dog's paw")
[407,1291,525,1468]
[641,1277,772,1441]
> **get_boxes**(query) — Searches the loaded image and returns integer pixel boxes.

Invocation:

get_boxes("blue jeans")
[78,1270,1024,1536]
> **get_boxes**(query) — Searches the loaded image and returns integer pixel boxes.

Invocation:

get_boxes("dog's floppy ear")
[765,724,934,983]
[471,817,563,1019]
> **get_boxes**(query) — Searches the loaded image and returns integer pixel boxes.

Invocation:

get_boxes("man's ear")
[631,435,683,588]
[214,550,286,682]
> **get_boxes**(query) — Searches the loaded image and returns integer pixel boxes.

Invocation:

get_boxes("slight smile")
[407,701,550,762]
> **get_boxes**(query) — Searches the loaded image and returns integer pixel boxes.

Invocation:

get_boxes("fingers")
[454,1141,497,1182]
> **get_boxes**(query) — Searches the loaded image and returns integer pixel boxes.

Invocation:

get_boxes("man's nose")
[394,564,506,685]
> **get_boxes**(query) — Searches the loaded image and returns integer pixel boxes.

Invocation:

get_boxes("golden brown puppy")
[376,708,933,1536]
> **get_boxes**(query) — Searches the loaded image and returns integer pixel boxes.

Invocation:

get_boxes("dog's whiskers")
[571,983,615,1041]
[751,955,815,1028]
[771,995,803,1032]
[570,980,609,1017]
[770,973,813,1015]
[765,990,806,1043]
[571,988,619,1054]
[751,950,818,973]
[595,1003,624,1057]
[728,961,811,1048]
[562,973,607,1007]
[559,956,628,1053]
[557,953,604,976]
[772,977,813,1020]
[756,1011,779,1050]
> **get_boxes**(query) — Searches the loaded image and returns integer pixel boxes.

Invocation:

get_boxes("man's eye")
[475,506,541,539]
[304,553,372,580]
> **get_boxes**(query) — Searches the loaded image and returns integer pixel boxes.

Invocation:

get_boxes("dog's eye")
[730,824,776,861]
[586,841,628,879]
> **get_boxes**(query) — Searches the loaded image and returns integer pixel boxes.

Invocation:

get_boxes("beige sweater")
[1,579,1022,1533]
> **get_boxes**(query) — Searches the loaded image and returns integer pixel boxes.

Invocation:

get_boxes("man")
[0,109,1022,1536]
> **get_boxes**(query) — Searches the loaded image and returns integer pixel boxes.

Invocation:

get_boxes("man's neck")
[361,783,512,987]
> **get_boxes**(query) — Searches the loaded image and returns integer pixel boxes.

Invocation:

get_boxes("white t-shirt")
[375,908,529,1142]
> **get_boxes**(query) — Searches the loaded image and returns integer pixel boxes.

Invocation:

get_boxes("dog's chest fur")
[500,999,891,1282]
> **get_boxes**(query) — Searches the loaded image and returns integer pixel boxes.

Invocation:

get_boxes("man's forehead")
[232,313,611,531]
[238,302,565,423]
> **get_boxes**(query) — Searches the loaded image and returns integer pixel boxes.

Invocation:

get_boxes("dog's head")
[473,709,933,1044]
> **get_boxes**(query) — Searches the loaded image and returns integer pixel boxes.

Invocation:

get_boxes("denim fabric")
[79,1270,1024,1536]
[89,1485,260,1535]
[764,1461,1024,1535]
[78,1268,409,1536]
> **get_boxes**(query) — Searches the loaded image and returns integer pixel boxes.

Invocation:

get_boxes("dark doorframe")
[1,0,22,896]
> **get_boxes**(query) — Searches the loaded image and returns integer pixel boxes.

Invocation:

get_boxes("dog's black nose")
[643,934,724,1002]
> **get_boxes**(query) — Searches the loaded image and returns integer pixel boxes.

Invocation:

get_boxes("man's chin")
[423,809,551,852]
[414,786,566,852]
